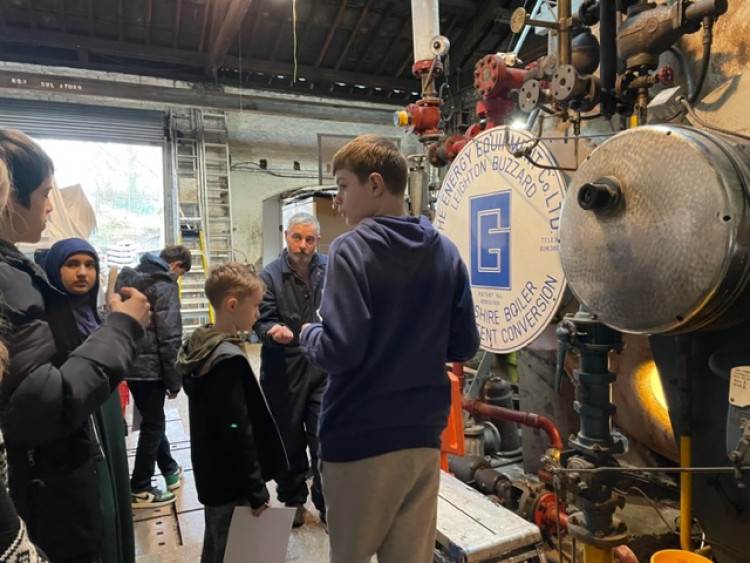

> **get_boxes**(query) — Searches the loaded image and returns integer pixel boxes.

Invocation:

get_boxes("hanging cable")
[681,97,750,143]
[292,0,299,83]
[688,16,714,104]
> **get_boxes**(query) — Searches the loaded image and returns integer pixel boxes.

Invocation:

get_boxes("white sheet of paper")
[223,505,296,563]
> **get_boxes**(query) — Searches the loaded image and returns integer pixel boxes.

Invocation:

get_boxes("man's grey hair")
[286,212,320,234]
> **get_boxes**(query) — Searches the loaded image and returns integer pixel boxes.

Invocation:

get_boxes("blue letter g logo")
[470,191,510,289]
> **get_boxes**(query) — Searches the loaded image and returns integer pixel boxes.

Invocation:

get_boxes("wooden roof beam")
[314,1,348,68]
[198,0,213,53]
[173,0,183,49]
[449,1,501,71]
[206,0,254,76]
[334,0,374,70]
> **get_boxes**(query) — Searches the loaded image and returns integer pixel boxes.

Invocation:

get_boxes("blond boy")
[176,262,287,563]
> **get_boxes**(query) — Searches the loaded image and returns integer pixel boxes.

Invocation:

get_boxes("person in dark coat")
[0,128,151,563]
[116,245,192,507]
[253,212,327,527]
[176,262,288,563]
[43,237,135,563]
[0,153,47,563]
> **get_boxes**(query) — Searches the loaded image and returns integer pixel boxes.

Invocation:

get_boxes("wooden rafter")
[395,43,414,77]
[222,53,417,92]
[334,0,374,70]
[0,27,201,67]
[87,0,94,36]
[374,16,409,75]
[354,1,394,73]
[269,15,287,60]
[145,0,152,45]
[117,0,124,41]
[206,0,254,75]
[244,0,266,59]
[298,0,323,55]
[173,0,183,49]
[450,1,500,71]
[58,0,66,33]
[27,0,35,30]
[314,0,348,68]
[198,0,213,53]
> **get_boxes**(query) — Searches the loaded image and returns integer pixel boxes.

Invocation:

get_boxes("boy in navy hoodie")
[300,134,480,563]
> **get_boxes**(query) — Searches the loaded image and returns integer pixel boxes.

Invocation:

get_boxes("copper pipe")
[461,398,564,451]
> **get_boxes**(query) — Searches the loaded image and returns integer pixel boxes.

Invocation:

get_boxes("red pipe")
[451,362,564,451]
[462,398,564,451]
[452,366,636,562]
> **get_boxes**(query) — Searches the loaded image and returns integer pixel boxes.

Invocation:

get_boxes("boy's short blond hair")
[204,262,265,309]
[332,134,407,196]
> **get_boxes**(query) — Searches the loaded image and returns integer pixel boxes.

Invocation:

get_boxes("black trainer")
[131,487,176,509]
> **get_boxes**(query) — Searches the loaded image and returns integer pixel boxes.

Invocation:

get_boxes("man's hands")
[109,287,151,328]
[267,324,293,345]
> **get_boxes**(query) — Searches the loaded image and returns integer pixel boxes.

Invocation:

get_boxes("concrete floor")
[128,343,330,562]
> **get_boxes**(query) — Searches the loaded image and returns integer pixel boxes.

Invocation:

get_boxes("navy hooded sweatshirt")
[300,215,479,462]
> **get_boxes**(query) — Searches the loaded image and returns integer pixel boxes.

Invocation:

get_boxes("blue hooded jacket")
[301,215,479,462]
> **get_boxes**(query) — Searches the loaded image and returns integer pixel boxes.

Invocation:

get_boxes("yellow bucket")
[651,550,712,563]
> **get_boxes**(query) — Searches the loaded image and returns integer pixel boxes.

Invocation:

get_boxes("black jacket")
[116,253,182,392]
[253,251,327,402]
[177,328,288,508]
[0,239,144,560]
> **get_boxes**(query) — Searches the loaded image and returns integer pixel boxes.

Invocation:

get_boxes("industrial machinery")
[398,0,750,561]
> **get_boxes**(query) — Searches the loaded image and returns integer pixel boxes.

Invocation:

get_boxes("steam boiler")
[398,0,750,561]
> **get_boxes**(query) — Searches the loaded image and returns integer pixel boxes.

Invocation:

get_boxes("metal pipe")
[541,503,637,563]
[558,0,572,65]
[599,0,617,117]
[462,398,564,451]
[411,0,440,63]
[676,335,692,552]
[550,465,750,475]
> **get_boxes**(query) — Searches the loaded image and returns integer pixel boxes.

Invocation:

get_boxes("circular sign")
[435,127,567,353]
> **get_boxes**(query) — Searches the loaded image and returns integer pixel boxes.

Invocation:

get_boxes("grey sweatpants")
[321,448,440,563]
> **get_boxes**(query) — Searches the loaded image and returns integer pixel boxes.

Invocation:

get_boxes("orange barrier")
[440,371,465,471]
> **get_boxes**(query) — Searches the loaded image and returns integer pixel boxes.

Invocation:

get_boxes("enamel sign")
[435,127,567,353]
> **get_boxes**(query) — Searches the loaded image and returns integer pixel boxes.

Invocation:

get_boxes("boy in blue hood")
[300,134,480,563]
[116,245,192,508]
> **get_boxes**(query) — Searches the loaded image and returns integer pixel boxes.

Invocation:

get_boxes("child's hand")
[251,501,270,517]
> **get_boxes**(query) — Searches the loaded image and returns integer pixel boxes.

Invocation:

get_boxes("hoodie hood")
[356,215,439,257]
[175,325,246,378]
[117,252,173,293]
[138,252,174,277]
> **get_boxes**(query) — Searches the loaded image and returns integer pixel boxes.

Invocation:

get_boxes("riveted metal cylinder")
[560,125,750,334]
